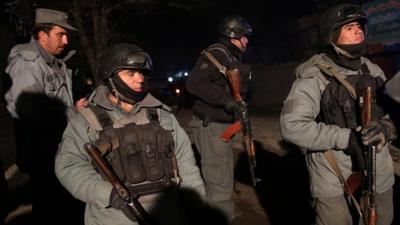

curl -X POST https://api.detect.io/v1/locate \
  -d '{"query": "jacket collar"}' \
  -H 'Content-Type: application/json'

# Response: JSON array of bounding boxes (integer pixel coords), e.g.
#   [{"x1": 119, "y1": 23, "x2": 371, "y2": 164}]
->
[
  {"x1": 89, "y1": 85, "x2": 170, "y2": 114},
  {"x1": 31, "y1": 37, "x2": 75, "y2": 65}
]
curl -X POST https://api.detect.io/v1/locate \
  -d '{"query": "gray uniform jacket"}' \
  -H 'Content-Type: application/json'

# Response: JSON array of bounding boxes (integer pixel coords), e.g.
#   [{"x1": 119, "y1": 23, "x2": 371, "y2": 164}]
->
[
  {"x1": 5, "y1": 38, "x2": 75, "y2": 118},
  {"x1": 385, "y1": 70, "x2": 400, "y2": 103},
  {"x1": 280, "y1": 53, "x2": 394, "y2": 198},
  {"x1": 55, "y1": 86, "x2": 206, "y2": 225}
]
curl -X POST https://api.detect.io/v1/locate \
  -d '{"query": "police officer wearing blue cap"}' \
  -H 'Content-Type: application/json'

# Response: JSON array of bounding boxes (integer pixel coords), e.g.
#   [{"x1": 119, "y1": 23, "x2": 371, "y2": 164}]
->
[
  {"x1": 3, "y1": 7, "x2": 89, "y2": 225},
  {"x1": 5, "y1": 8, "x2": 87, "y2": 173}
]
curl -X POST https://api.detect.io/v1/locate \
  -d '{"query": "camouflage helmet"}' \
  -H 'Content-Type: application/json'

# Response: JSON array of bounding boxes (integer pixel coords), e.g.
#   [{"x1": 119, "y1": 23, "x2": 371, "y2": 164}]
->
[
  {"x1": 319, "y1": 4, "x2": 368, "y2": 46},
  {"x1": 96, "y1": 43, "x2": 152, "y2": 82},
  {"x1": 217, "y1": 15, "x2": 252, "y2": 39}
]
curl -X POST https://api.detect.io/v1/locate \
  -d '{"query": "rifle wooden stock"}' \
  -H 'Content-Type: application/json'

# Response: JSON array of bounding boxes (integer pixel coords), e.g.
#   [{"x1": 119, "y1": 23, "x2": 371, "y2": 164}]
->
[
  {"x1": 362, "y1": 87, "x2": 372, "y2": 128},
  {"x1": 360, "y1": 87, "x2": 377, "y2": 225},
  {"x1": 223, "y1": 69, "x2": 261, "y2": 187},
  {"x1": 221, "y1": 69, "x2": 244, "y2": 140},
  {"x1": 368, "y1": 207, "x2": 377, "y2": 225},
  {"x1": 226, "y1": 68, "x2": 243, "y2": 102},
  {"x1": 345, "y1": 171, "x2": 363, "y2": 195},
  {"x1": 84, "y1": 143, "x2": 156, "y2": 225}
]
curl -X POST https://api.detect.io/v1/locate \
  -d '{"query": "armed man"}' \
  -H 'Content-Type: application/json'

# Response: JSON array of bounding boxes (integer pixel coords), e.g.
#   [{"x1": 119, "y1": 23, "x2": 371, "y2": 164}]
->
[
  {"x1": 280, "y1": 4, "x2": 396, "y2": 225},
  {"x1": 55, "y1": 43, "x2": 206, "y2": 225},
  {"x1": 186, "y1": 15, "x2": 252, "y2": 222}
]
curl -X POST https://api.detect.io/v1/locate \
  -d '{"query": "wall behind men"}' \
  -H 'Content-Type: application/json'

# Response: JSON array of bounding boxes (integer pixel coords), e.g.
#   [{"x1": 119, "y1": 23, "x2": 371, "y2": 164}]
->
[{"x1": 247, "y1": 61, "x2": 300, "y2": 109}]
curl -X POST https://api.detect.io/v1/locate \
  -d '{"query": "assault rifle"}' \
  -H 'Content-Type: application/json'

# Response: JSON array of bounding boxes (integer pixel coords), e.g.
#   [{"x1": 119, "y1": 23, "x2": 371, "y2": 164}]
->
[
  {"x1": 360, "y1": 87, "x2": 377, "y2": 225},
  {"x1": 221, "y1": 68, "x2": 261, "y2": 187},
  {"x1": 84, "y1": 143, "x2": 157, "y2": 225}
]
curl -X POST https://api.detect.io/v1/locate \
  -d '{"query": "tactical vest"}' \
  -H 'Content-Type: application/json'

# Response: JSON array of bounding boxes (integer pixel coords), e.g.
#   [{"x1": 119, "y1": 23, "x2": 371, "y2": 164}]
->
[
  {"x1": 318, "y1": 63, "x2": 385, "y2": 129},
  {"x1": 80, "y1": 106, "x2": 180, "y2": 196}
]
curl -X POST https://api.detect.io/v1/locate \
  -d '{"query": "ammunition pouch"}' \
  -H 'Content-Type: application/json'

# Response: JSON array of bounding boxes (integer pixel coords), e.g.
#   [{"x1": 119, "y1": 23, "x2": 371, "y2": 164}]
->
[
  {"x1": 81, "y1": 106, "x2": 180, "y2": 197},
  {"x1": 101, "y1": 121, "x2": 177, "y2": 194}
]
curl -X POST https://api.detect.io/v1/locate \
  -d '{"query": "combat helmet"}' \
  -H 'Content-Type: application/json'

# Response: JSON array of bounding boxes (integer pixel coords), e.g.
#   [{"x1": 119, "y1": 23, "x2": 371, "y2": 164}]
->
[
  {"x1": 96, "y1": 43, "x2": 152, "y2": 82},
  {"x1": 319, "y1": 4, "x2": 368, "y2": 46},
  {"x1": 218, "y1": 15, "x2": 252, "y2": 39}
]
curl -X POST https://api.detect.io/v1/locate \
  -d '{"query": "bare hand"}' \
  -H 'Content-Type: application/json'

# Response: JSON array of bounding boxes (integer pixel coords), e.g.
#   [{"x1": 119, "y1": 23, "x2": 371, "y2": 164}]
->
[{"x1": 75, "y1": 98, "x2": 88, "y2": 110}]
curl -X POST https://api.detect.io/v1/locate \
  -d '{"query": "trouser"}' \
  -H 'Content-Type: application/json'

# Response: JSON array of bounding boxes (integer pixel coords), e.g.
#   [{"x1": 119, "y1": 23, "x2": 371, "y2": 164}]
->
[
  {"x1": 314, "y1": 187, "x2": 393, "y2": 225},
  {"x1": 190, "y1": 117, "x2": 234, "y2": 222}
]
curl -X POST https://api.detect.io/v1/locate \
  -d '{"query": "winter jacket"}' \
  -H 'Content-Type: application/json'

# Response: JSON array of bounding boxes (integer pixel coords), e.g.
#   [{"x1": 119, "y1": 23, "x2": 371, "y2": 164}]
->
[
  {"x1": 5, "y1": 38, "x2": 75, "y2": 118},
  {"x1": 280, "y1": 53, "x2": 394, "y2": 198},
  {"x1": 55, "y1": 85, "x2": 206, "y2": 225},
  {"x1": 186, "y1": 41, "x2": 249, "y2": 123}
]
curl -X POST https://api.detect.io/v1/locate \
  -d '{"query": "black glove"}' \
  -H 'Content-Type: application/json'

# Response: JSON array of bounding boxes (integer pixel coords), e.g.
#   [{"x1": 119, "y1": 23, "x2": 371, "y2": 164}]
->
[
  {"x1": 361, "y1": 118, "x2": 397, "y2": 152},
  {"x1": 224, "y1": 99, "x2": 241, "y2": 121},
  {"x1": 109, "y1": 188, "x2": 137, "y2": 221},
  {"x1": 344, "y1": 131, "x2": 366, "y2": 171},
  {"x1": 344, "y1": 131, "x2": 363, "y2": 155},
  {"x1": 224, "y1": 99, "x2": 240, "y2": 113}
]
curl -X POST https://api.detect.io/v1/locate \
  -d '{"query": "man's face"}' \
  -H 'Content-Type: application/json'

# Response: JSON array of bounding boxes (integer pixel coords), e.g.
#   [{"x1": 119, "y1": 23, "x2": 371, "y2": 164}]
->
[
  {"x1": 336, "y1": 22, "x2": 364, "y2": 45},
  {"x1": 231, "y1": 36, "x2": 249, "y2": 52},
  {"x1": 38, "y1": 25, "x2": 69, "y2": 56},
  {"x1": 116, "y1": 69, "x2": 145, "y2": 92}
]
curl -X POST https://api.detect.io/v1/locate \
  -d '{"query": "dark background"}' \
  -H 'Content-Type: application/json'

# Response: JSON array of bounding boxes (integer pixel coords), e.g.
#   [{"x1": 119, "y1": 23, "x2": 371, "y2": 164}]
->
[{"x1": 0, "y1": 0, "x2": 373, "y2": 97}]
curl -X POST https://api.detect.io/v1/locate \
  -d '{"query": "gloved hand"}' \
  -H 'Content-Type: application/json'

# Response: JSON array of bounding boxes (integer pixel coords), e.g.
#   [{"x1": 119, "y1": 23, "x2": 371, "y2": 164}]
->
[
  {"x1": 344, "y1": 131, "x2": 363, "y2": 155},
  {"x1": 224, "y1": 98, "x2": 240, "y2": 113},
  {"x1": 344, "y1": 131, "x2": 365, "y2": 171},
  {"x1": 109, "y1": 188, "x2": 137, "y2": 221},
  {"x1": 361, "y1": 118, "x2": 397, "y2": 153},
  {"x1": 224, "y1": 99, "x2": 241, "y2": 121}
]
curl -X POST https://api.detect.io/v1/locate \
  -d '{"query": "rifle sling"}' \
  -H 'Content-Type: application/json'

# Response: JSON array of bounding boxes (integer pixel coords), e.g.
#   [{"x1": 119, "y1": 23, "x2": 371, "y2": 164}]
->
[
  {"x1": 314, "y1": 60, "x2": 357, "y2": 99},
  {"x1": 202, "y1": 50, "x2": 227, "y2": 75},
  {"x1": 324, "y1": 150, "x2": 363, "y2": 217}
]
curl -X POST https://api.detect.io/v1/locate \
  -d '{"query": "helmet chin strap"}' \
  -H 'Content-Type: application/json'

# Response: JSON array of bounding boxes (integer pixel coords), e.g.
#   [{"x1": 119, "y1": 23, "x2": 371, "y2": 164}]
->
[
  {"x1": 108, "y1": 78, "x2": 137, "y2": 105},
  {"x1": 330, "y1": 41, "x2": 358, "y2": 59}
]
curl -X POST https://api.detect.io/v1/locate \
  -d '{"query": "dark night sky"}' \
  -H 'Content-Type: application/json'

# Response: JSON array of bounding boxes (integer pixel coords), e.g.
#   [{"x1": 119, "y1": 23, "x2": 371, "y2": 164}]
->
[
  {"x1": 111, "y1": 0, "x2": 319, "y2": 74},
  {"x1": 1, "y1": 0, "x2": 356, "y2": 77}
]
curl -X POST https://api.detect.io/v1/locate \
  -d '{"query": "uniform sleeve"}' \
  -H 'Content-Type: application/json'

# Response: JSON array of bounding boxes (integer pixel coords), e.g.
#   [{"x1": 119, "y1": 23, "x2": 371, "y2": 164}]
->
[
  {"x1": 54, "y1": 114, "x2": 113, "y2": 208},
  {"x1": 169, "y1": 114, "x2": 206, "y2": 198},
  {"x1": 5, "y1": 57, "x2": 45, "y2": 117},
  {"x1": 280, "y1": 76, "x2": 351, "y2": 151},
  {"x1": 186, "y1": 54, "x2": 232, "y2": 107},
  {"x1": 366, "y1": 60, "x2": 386, "y2": 82},
  {"x1": 385, "y1": 71, "x2": 400, "y2": 103}
]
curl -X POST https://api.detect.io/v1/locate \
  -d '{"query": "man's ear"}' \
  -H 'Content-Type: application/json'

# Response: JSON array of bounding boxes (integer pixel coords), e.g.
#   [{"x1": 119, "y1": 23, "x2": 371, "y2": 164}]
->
[{"x1": 38, "y1": 30, "x2": 48, "y2": 41}]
